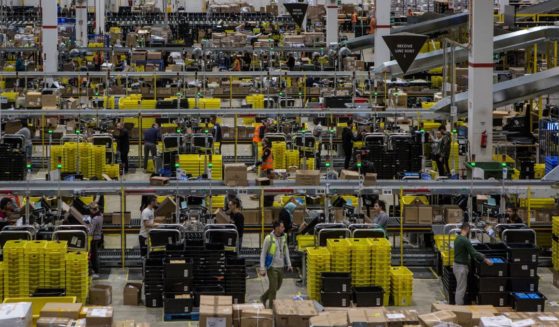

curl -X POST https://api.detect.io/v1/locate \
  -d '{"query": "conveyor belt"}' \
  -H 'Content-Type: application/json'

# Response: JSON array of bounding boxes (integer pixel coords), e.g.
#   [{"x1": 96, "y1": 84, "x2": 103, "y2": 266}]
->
[
  {"x1": 375, "y1": 26, "x2": 559, "y2": 76},
  {"x1": 432, "y1": 66, "x2": 559, "y2": 115},
  {"x1": 518, "y1": 0, "x2": 559, "y2": 15}
]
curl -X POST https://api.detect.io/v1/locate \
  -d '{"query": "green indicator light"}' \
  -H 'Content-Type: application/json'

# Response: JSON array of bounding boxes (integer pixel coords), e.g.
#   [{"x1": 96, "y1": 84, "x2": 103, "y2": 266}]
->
[
  {"x1": 176, "y1": 129, "x2": 182, "y2": 133},
  {"x1": 452, "y1": 129, "x2": 457, "y2": 134},
  {"x1": 329, "y1": 129, "x2": 335, "y2": 133},
  {"x1": 197, "y1": 92, "x2": 202, "y2": 97},
  {"x1": 26, "y1": 163, "x2": 32, "y2": 169},
  {"x1": 501, "y1": 162, "x2": 507, "y2": 167},
  {"x1": 208, "y1": 163, "x2": 213, "y2": 168},
  {"x1": 57, "y1": 164, "x2": 62, "y2": 169},
  {"x1": 420, "y1": 129, "x2": 425, "y2": 133},
  {"x1": 48, "y1": 130, "x2": 53, "y2": 134},
  {"x1": 204, "y1": 129, "x2": 209, "y2": 134},
  {"x1": 75, "y1": 130, "x2": 81, "y2": 135},
  {"x1": 325, "y1": 162, "x2": 331, "y2": 167},
  {"x1": 175, "y1": 163, "x2": 180, "y2": 168},
  {"x1": 470, "y1": 162, "x2": 476, "y2": 167},
  {"x1": 357, "y1": 162, "x2": 362, "y2": 168},
  {"x1": 95, "y1": 91, "x2": 99, "y2": 96},
  {"x1": 279, "y1": 92, "x2": 285, "y2": 97},
  {"x1": 374, "y1": 92, "x2": 378, "y2": 96},
  {"x1": 298, "y1": 92, "x2": 303, "y2": 96}
]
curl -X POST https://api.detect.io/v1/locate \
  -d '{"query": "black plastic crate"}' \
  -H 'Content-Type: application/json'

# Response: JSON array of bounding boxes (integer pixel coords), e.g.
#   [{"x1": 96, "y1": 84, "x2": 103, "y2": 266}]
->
[
  {"x1": 506, "y1": 243, "x2": 538, "y2": 263},
  {"x1": 165, "y1": 258, "x2": 194, "y2": 279},
  {"x1": 476, "y1": 292, "x2": 509, "y2": 307},
  {"x1": 511, "y1": 292, "x2": 546, "y2": 312},
  {"x1": 474, "y1": 257, "x2": 508, "y2": 277},
  {"x1": 145, "y1": 292, "x2": 163, "y2": 307},
  {"x1": 321, "y1": 272, "x2": 352, "y2": 292},
  {"x1": 353, "y1": 286, "x2": 384, "y2": 307},
  {"x1": 474, "y1": 276, "x2": 508, "y2": 293},
  {"x1": 164, "y1": 279, "x2": 192, "y2": 293},
  {"x1": 163, "y1": 293, "x2": 194, "y2": 314},
  {"x1": 509, "y1": 262, "x2": 537, "y2": 278},
  {"x1": 509, "y1": 277, "x2": 539, "y2": 292},
  {"x1": 321, "y1": 291, "x2": 352, "y2": 307}
]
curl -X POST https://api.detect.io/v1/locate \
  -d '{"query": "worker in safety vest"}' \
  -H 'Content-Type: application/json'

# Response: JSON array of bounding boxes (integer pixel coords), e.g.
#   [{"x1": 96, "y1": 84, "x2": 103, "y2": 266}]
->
[
  {"x1": 257, "y1": 137, "x2": 274, "y2": 178},
  {"x1": 252, "y1": 120, "x2": 269, "y2": 164},
  {"x1": 259, "y1": 220, "x2": 292, "y2": 308}
]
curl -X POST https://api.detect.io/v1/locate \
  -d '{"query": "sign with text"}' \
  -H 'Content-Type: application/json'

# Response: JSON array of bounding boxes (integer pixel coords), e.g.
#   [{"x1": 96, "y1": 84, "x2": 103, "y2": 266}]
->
[
  {"x1": 383, "y1": 33, "x2": 428, "y2": 75},
  {"x1": 284, "y1": 2, "x2": 309, "y2": 28}
]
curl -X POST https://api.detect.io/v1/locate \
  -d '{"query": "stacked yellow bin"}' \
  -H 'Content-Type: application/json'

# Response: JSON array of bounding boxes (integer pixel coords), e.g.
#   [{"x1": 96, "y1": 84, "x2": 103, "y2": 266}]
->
[
  {"x1": 553, "y1": 216, "x2": 559, "y2": 271},
  {"x1": 207, "y1": 195, "x2": 226, "y2": 210},
  {"x1": 3, "y1": 240, "x2": 29, "y2": 297},
  {"x1": 209, "y1": 155, "x2": 223, "y2": 180},
  {"x1": 390, "y1": 266, "x2": 413, "y2": 306},
  {"x1": 26, "y1": 241, "x2": 47, "y2": 294},
  {"x1": 272, "y1": 141, "x2": 287, "y2": 169},
  {"x1": 349, "y1": 238, "x2": 372, "y2": 287},
  {"x1": 296, "y1": 235, "x2": 315, "y2": 251},
  {"x1": 65, "y1": 252, "x2": 89, "y2": 303},
  {"x1": 246, "y1": 94, "x2": 264, "y2": 109},
  {"x1": 435, "y1": 234, "x2": 456, "y2": 267},
  {"x1": 103, "y1": 164, "x2": 120, "y2": 178},
  {"x1": 179, "y1": 154, "x2": 202, "y2": 177},
  {"x1": 341, "y1": 195, "x2": 359, "y2": 207},
  {"x1": 520, "y1": 198, "x2": 555, "y2": 209},
  {"x1": 306, "y1": 247, "x2": 331, "y2": 301},
  {"x1": 44, "y1": 241, "x2": 67, "y2": 289},
  {"x1": 327, "y1": 239, "x2": 351, "y2": 273},
  {"x1": 0, "y1": 262, "x2": 3, "y2": 301},
  {"x1": 299, "y1": 157, "x2": 315, "y2": 170},
  {"x1": 51, "y1": 143, "x2": 106, "y2": 178},
  {"x1": 369, "y1": 238, "x2": 392, "y2": 305},
  {"x1": 178, "y1": 154, "x2": 223, "y2": 180},
  {"x1": 535, "y1": 164, "x2": 545, "y2": 179},
  {"x1": 286, "y1": 149, "x2": 299, "y2": 168}
]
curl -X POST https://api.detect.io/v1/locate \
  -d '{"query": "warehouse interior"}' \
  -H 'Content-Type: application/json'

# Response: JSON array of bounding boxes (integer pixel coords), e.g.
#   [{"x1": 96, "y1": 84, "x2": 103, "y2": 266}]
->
[{"x1": 1, "y1": 0, "x2": 559, "y2": 326}]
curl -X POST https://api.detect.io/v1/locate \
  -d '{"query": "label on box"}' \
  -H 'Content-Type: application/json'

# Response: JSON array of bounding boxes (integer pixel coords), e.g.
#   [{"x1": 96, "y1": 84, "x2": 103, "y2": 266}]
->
[
  {"x1": 531, "y1": 270, "x2": 535, "y2": 277},
  {"x1": 152, "y1": 299, "x2": 157, "y2": 307},
  {"x1": 512, "y1": 319, "x2": 535, "y2": 327},
  {"x1": 342, "y1": 284, "x2": 347, "y2": 292},
  {"x1": 522, "y1": 265, "x2": 528, "y2": 270},
  {"x1": 376, "y1": 298, "x2": 381, "y2": 306},
  {"x1": 500, "y1": 286, "x2": 504, "y2": 292},
  {"x1": 90, "y1": 309, "x2": 108, "y2": 317},
  {"x1": 499, "y1": 271, "x2": 503, "y2": 277},
  {"x1": 184, "y1": 270, "x2": 189, "y2": 278},
  {"x1": 532, "y1": 254, "x2": 537, "y2": 262},
  {"x1": 342, "y1": 299, "x2": 347, "y2": 307},
  {"x1": 168, "y1": 237, "x2": 173, "y2": 244},
  {"x1": 530, "y1": 284, "x2": 535, "y2": 292},
  {"x1": 539, "y1": 317, "x2": 558, "y2": 321},
  {"x1": 386, "y1": 314, "x2": 405, "y2": 320},
  {"x1": 500, "y1": 298, "x2": 504, "y2": 306},
  {"x1": 206, "y1": 317, "x2": 226, "y2": 327}
]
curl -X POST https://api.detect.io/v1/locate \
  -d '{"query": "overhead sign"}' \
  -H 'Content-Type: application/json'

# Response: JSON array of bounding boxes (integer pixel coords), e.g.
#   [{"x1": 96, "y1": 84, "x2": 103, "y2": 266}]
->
[
  {"x1": 383, "y1": 33, "x2": 428, "y2": 75},
  {"x1": 284, "y1": 2, "x2": 309, "y2": 28}
]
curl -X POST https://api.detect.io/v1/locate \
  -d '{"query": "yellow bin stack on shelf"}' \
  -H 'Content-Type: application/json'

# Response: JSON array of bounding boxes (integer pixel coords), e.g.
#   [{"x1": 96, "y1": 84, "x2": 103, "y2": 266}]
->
[
  {"x1": 209, "y1": 155, "x2": 223, "y2": 180},
  {"x1": 327, "y1": 239, "x2": 351, "y2": 273},
  {"x1": 26, "y1": 241, "x2": 47, "y2": 295},
  {"x1": 246, "y1": 94, "x2": 264, "y2": 109},
  {"x1": 296, "y1": 235, "x2": 315, "y2": 252},
  {"x1": 272, "y1": 141, "x2": 287, "y2": 169},
  {"x1": 306, "y1": 247, "x2": 331, "y2": 301},
  {"x1": 179, "y1": 154, "x2": 202, "y2": 177},
  {"x1": 299, "y1": 157, "x2": 315, "y2": 170},
  {"x1": 286, "y1": 149, "x2": 299, "y2": 168},
  {"x1": 369, "y1": 238, "x2": 392, "y2": 305},
  {"x1": 207, "y1": 195, "x2": 225, "y2": 210},
  {"x1": 553, "y1": 216, "x2": 559, "y2": 271},
  {"x1": 43, "y1": 241, "x2": 67, "y2": 289},
  {"x1": 435, "y1": 234, "x2": 456, "y2": 267},
  {"x1": 65, "y1": 251, "x2": 89, "y2": 303},
  {"x1": 3, "y1": 240, "x2": 29, "y2": 298},
  {"x1": 0, "y1": 262, "x2": 3, "y2": 301},
  {"x1": 349, "y1": 238, "x2": 372, "y2": 287},
  {"x1": 520, "y1": 198, "x2": 556, "y2": 209},
  {"x1": 390, "y1": 266, "x2": 414, "y2": 306},
  {"x1": 103, "y1": 164, "x2": 120, "y2": 179}
]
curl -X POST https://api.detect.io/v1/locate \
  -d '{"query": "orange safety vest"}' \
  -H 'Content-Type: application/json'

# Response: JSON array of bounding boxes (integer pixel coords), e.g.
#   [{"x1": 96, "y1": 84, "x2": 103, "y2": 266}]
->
[
  {"x1": 252, "y1": 123, "x2": 263, "y2": 143},
  {"x1": 262, "y1": 149, "x2": 273, "y2": 170}
]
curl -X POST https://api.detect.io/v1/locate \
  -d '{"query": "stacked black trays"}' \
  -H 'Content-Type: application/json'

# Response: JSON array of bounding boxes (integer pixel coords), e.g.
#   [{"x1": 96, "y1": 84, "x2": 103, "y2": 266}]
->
[
  {"x1": 144, "y1": 255, "x2": 165, "y2": 307},
  {"x1": 163, "y1": 256, "x2": 194, "y2": 315},
  {"x1": 225, "y1": 255, "x2": 247, "y2": 304},
  {"x1": 353, "y1": 286, "x2": 384, "y2": 307},
  {"x1": 320, "y1": 272, "x2": 352, "y2": 307},
  {"x1": 185, "y1": 244, "x2": 226, "y2": 306},
  {"x1": 506, "y1": 242, "x2": 540, "y2": 310},
  {"x1": 473, "y1": 257, "x2": 509, "y2": 307}
]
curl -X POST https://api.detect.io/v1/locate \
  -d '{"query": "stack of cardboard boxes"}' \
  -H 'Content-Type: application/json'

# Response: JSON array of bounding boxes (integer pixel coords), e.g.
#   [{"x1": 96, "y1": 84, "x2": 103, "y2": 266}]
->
[{"x1": 199, "y1": 295, "x2": 234, "y2": 327}]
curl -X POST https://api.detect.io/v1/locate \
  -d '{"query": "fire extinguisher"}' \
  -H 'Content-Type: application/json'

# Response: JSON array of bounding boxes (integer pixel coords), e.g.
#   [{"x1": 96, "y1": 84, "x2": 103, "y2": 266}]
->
[{"x1": 481, "y1": 131, "x2": 487, "y2": 148}]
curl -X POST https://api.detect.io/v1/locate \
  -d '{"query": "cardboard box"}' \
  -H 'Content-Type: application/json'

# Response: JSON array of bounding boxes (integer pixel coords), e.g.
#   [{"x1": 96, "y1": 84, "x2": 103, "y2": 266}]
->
[
  {"x1": 340, "y1": 169, "x2": 360, "y2": 180},
  {"x1": 274, "y1": 299, "x2": 317, "y2": 327},
  {"x1": 385, "y1": 310, "x2": 419, "y2": 327},
  {"x1": 347, "y1": 308, "x2": 387, "y2": 327},
  {"x1": 309, "y1": 311, "x2": 348, "y2": 327},
  {"x1": 66, "y1": 319, "x2": 86, "y2": 327},
  {"x1": 224, "y1": 163, "x2": 248, "y2": 186},
  {"x1": 89, "y1": 284, "x2": 112, "y2": 305},
  {"x1": 418, "y1": 310, "x2": 456, "y2": 327},
  {"x1": 113, "y1": 321, "x2": 135, "y2": 327},
  {"x1": 233, "y1": 303, "x2": 265, "y2": 327},
  {"x1": 154, "y1": 197, "x2": 176, "y2": 218},
  {"x1": 293, "y1": 208, "x2": 305, "y2": 225},
  {"x1": 0, "y1": 302, "x2": 32, "y2": 327},
  {"x1": 41, "y1": 94, "x2": 58, "y2": 109},
  {"x1": 215, "y1": 209, "x2": 231, "y2": 224},
  {"x1": 364, "y1": 173, "x2": 377, "y2": 186},
  {"x1": 403, "y1": 206, "x2": 418, "y2": 224},
  {"x1": 131, "y1": 50, "x2": 146, "y2": 61},
  {"x1": 243, "y1": 209, "x2": 260, "y2": 225},
  {"x1": 200, "y1": 295, "x2": 232, "y2": 307},
  {"x1": 332, "y1": 208, "x2": 345, "y2": 222},
  {"x1": 503, "y1": 312, "x2": 559, "y2": 326},
  {"x1": 150, "y1": 176, "x2": 169, "y2": 186},
  {"x1": 431, "y1": 304, "x2": 497, "y2": 327},
  {"x1": 25, "y1": 91, "x2": 41, "y2": 108},
  {"x1": 37, "y1": 317, "x2": 71, "y2": 327},
  {"x1": 199, "y1": 305, "x2": 233, "y2": 327},
  {"x1": 241, "y1": 309, "x2": 273, "y2": 327},
  {"x1": 296, "y1": 170, "x2": 320, "y2": 186},
  {"x1": 85, "y1": 306, "x2": 113, "y2": 327},
  {"x1": 146, "y1": 51, "x2": 161, "y2": 60},
  {"x1": 123, "y1": 282, "x2": 143, "y2": 306},
  {"x1": 417, "y1": 206, "x2": 433, "y2": 224},
  {"x1": 444, "y1": 205, "x2": 463, "y2": 224},
  {"x1": 112, "y1": 211, "x2": 132, "y2": 225},
  {"x1": 41, "y1": 303, "x2": 82, "y2": 320},
  {"x1": 479, "y1": 316, "x2": 511, "y2": 327}
]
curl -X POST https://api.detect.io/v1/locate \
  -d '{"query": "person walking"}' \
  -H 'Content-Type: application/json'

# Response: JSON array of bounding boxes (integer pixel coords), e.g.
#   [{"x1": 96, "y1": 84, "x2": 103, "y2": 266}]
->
[
  {"x1": 87, "y1": 202, "x2": 103, "y2": 276},
  {"x1": 372, "y1": 200, "x2": 389, "y2": 231},
  {"x1": 114, "y1": 122, "x2": 130, "y2": 173},
  {"x1": 437, "y1": 125, "x2": 451, "y2": 176},
  {"x1": 258, "y1": 138, "x2": 274, "y2": 178},
  {"x1": 139, "y1": 196, "x2": 159, "y2": 257},
  {"x1": 453, "y1": 223, "x2": 493, "y2": 305},
  {"x1": 16, "y1": 120, "x2": 33, "y2": 160},
  {"x1": 227, "y1": 197, "x2": 244, "y2": 248},
  {"x1": 342, "y1": 120, "x2": 358, "y2": 169},
  {"x1": 211, "y1": 116, "x2": 222, "y2": 154},
  {"x1": 259, "y1": 221, "x2": 293, "y2": 308},
  {"x1": 143, "y1": 123, "x2": 160, "y2": 171}
]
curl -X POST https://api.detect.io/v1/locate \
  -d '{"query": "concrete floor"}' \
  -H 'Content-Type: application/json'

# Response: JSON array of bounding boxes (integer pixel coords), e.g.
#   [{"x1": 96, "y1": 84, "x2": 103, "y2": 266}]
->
[{"x1": 97, "y1": 267, "x2": 559, "y2": 326}]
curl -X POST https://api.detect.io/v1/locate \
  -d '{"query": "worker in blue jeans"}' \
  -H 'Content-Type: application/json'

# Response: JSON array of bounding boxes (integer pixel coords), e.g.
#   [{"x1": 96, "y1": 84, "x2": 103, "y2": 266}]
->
[{"x1": 259, "y1": 221, "x2": 293, "y2": 308}]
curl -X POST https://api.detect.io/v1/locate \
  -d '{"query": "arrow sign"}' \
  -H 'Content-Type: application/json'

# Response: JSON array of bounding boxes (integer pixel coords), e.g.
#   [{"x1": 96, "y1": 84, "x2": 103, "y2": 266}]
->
[
  {"x1": 284, "y1": 2, "x2": 309, "y2": 28},
  {"x1": 383, "y1": 33, "x2": 428, "y2": 75}
]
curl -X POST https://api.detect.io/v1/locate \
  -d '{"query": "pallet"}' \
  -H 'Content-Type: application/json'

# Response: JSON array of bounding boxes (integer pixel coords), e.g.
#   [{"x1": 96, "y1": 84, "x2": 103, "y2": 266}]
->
[{"x1": 163, "y1": 311, "x2": 199, "y2": 322}]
